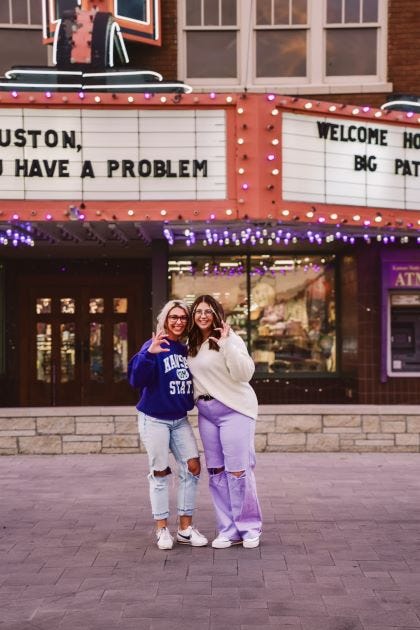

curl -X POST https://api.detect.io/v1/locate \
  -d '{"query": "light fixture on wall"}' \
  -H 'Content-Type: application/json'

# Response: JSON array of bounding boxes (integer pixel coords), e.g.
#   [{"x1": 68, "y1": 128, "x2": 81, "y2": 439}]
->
[{"x1": 381, "y1": 94, "x2": 420, "y2": 113}]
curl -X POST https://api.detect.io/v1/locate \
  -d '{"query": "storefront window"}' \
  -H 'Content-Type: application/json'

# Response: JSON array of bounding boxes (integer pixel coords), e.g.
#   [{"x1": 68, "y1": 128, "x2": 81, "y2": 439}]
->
[
  {"x1": 250, "y1": 255, "x2": 336, "y2": 374},
  {"x1": 170, "y1": 254, "x2": 336, "y2": 375},
  {"x1": 169, "y1": 255, "x2": 247, "y2": 335}
]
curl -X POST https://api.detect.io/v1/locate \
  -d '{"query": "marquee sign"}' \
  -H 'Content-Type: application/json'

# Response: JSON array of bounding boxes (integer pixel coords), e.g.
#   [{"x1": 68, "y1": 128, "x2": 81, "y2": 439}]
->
[
  {"x1": 282, "y1": 113, "x2": 420, "y2": 211},
  {"x1": 0, "y1": 108, "x2": 226, "y2": 201}
]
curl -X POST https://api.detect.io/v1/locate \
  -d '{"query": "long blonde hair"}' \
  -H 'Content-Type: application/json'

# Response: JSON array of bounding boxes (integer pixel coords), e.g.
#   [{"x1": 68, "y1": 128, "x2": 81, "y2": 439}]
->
[{"x1": 156, "y1": 299, "x2": 190, "y2": 338}]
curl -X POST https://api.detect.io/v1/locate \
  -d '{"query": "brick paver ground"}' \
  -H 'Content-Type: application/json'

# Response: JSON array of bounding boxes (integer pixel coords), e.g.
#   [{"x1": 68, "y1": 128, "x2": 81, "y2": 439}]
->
[{"x1": 1, "y1": 453, "x2": 420, "y2": 630}]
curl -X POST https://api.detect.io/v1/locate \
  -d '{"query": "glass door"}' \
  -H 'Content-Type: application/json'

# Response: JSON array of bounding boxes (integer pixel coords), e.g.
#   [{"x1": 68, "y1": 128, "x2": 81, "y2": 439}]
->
[{"x1": 26, "y1": 279, "x2": 139, "y2": 406}]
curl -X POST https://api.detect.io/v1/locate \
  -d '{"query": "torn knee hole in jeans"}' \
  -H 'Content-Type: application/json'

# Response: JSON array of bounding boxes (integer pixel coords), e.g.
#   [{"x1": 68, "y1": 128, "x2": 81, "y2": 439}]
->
[
  {"x1": 187, "y1": 457, "x2": 201, "y2": 476},
  {"x1": 227, "y1": 470, "x2": 246, "y2": 478},
  {"x1": 153, "y1": 466, "x2": 171, "y2": 477},
  {"x1": 208, "y1": 466, "x2": 225, "y2": 475}
]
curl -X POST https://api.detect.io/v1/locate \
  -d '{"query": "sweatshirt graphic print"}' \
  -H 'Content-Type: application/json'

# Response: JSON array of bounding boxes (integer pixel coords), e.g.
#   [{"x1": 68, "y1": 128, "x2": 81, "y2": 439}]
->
[{"x1": 128, "y1": 338, "x2": 194, "y2": 420}]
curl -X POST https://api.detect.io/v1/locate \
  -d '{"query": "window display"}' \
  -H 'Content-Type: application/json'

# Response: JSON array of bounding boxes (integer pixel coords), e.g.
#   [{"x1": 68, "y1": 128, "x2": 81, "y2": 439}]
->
[{"x1": 170, "y1": 254, "x2": 336, "y2": 375}]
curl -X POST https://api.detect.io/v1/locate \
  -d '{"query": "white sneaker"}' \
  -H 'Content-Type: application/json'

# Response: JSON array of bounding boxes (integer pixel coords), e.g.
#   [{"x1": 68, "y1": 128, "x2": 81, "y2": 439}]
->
[
  {"x1": 211, "y1": 534, "x2": 242, "y2": 549},
  {"x1": 156, "y1": 527, "x2": 174, "y2": 550},
  {"x1": 243, "y1": 535, "x2": 260, "y2": 549},
  {"x1": 177, "y1": 525, "x2": 208, "y2": 546}
]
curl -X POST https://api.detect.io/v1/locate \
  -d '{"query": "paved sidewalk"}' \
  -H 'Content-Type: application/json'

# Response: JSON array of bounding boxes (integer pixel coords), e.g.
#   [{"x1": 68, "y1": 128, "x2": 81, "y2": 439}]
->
[{"x1": 1, "y1": 453, "x2": 420, "y2": 630}]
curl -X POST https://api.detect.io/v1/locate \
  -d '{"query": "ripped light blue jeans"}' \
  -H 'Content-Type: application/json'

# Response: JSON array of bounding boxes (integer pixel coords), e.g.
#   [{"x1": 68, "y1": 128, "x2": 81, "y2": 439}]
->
[{"x1": 138, "y1": 413, "x2": 200, "y2": 520}]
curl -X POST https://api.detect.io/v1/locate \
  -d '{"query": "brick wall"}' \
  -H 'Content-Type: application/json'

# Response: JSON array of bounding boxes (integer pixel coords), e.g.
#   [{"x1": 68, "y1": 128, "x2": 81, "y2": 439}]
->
[
  {"x1": 388, "y1": 0, "x2": 420, "y2": 95},
  {"x1": 1, "y1": 406, "x2": 419, "y2": 455},
  {"x1": 127, "y1": 0, "x2": 178, "y2": 79}
]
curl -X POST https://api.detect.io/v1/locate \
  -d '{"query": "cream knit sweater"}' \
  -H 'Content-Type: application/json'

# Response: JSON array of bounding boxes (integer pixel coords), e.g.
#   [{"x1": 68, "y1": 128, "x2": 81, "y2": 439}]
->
[{"x1": 187, "y1": 331, "x2": 258, "y2": 420}]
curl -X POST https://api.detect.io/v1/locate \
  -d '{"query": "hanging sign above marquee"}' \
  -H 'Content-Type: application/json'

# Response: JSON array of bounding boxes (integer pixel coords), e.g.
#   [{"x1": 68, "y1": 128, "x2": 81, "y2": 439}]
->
[
  {"x1": 282, "y1": 113, "x2": 420, "y2": 211},
  {"x1": 0, "y1": 108, "x2": 226, "y2": 201}
]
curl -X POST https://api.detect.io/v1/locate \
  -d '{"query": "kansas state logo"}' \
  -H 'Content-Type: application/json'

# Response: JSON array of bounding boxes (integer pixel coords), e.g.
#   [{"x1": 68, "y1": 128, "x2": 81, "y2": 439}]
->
[{"x1": 176, "y1": 368, "x2": 189, "y2": 381}]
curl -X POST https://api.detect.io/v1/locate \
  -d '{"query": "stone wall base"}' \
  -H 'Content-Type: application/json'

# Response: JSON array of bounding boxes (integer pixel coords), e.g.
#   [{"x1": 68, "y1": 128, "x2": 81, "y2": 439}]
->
[{"x1": 1, "y1": 405, "x2": 419, "y2": 455}]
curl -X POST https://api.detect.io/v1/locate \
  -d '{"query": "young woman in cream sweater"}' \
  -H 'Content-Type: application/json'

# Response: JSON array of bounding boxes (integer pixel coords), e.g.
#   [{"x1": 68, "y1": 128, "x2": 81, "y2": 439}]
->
[{"x1": 188, "y1": 295, "x2": 262, "y2": 549}]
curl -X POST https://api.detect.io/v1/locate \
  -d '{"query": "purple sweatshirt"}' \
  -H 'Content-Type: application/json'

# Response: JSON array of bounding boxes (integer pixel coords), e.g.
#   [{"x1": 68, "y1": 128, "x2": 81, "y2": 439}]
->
[{"x1": 128, "y1": 338, "x2": 194, "y2": 420}]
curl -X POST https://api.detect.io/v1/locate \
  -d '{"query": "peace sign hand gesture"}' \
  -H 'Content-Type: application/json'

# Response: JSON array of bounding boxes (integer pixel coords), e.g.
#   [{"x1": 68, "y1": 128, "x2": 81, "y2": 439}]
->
[{"x1": 148, "y1": 331, "x2": 170, "y2": 354}]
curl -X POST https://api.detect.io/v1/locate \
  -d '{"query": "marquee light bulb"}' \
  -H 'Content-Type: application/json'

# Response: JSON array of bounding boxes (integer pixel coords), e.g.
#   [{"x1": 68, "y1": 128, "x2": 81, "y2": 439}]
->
[
  {"x1": 238, "y1": 167, "x2": 245, "y2": 174},
  {"x1": 209, "y1": 92, "x2": 216, "y2": 99},
  {"x1": 329, "y1": 105, "x2": 337, "y2": 112},
  {"x1": 271, "y1": 168, "x2": 279, "y2": 175},
  {"x1": 226, "y1": 96, "x2": 233, "y2": 103},
  {"x1": 304, "y1": 102, "x2": 313, "y2": 109},
  {"x1": 45, "y1": 91, "x2": 52, "y2": 98},
  {"x1": 160, "y1": 96, "x2": 167, "y2": 103},
  {"x1": 267, "y1": 154, "x2": 275, "y2": 161},
  {"x1": 271, "y1": 138, "x2": 279, "y2": 145},
  {"x1": 237, "y1": 138, "x2": 244, "y2": 144},
  {"x1": 94, "y1": 96, "x2": 101, "y2": 103},
  {"x1": 128, "y1": 96, "x2": 134, "y2": 103},
  {"x1": 237, "y1": 107, "x2": 244, "y2": 114},
  {"x1": 271, "y1": 108, "x2": 279, "y2": 116}
]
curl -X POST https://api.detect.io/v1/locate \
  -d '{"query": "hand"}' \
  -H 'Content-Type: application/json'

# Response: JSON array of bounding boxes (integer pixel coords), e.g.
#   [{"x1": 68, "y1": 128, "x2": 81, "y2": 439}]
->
[
  {"x1": 148, "y1": 331, "x2": 170, "y2": 354},
  {"x1": 209, "y1": 320, "x2": 230, "y2": 344}
]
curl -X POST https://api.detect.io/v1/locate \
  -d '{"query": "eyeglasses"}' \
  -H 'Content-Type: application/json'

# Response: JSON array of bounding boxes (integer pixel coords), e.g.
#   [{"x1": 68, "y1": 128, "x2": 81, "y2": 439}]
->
[
  {"x1": 194, "y1": 309, "x2": 214, "y2": 317},
  {"x1": 167, "y1": 315, "x2": 188, "y2": 323}
]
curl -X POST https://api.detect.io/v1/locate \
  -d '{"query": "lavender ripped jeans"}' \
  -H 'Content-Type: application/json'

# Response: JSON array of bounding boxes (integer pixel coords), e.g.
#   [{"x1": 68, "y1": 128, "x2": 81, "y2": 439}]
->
[{"x1": 197, "y1": 398, "x2": 262, "y2": 541}]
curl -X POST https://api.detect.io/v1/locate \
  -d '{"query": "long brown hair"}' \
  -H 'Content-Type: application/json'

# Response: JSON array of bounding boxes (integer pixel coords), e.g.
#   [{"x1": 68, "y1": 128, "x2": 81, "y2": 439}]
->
[{"x1": 188, "y1": 295, "x2": 225, "y2": 357}]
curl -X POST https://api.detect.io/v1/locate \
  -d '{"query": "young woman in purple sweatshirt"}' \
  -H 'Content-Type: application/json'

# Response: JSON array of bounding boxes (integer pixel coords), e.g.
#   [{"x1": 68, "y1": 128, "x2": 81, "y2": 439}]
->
[{"x1": 128, "y1": 300, "x2": 207, "y2": 550}]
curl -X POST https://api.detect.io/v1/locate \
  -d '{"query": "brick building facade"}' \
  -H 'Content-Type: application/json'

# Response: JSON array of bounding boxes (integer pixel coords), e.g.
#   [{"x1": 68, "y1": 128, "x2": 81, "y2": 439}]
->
[{"x1": 1, "y1": 0, "x2": 420, "y2": 453}]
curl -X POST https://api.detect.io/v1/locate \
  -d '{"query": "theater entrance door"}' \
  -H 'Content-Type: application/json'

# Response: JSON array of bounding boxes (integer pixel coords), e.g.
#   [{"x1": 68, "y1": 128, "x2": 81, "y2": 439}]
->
[{"x1": 20, "y1": 275, "x2": 143, "y2": 406}]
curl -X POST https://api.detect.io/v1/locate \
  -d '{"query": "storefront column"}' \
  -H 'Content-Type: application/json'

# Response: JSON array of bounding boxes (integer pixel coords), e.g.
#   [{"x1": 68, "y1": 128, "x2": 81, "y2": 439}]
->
[{"x1": 151, "y1": 239, "x2": 169, "y2": 322}]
